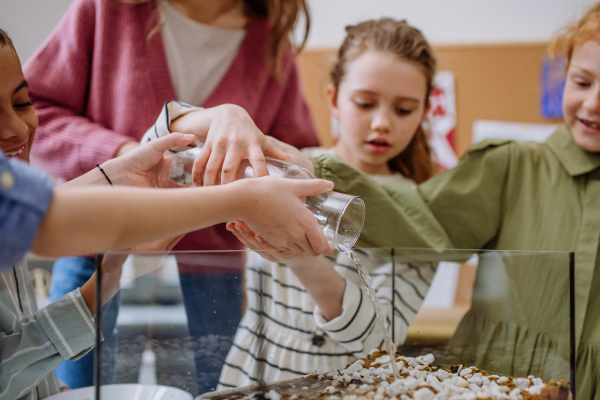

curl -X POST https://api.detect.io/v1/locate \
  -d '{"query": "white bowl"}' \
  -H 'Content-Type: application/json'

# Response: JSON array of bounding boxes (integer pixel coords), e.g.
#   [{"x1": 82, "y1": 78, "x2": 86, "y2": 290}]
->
[{"x1": 46, "y1": 384, "x2": 192, "y2": 400}]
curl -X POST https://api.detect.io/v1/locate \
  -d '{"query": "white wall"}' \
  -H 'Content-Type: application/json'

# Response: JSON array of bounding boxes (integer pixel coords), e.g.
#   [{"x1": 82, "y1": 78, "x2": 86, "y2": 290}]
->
[
  {"x1": 0, "y1": 0, "x2": 595, "y2": 63},
  {"x1": 0, "y1": 0, "x2": 74, "y2": 62},
  {"x1": 304, "y1": 0, "x2": 593, "y2": 48}
]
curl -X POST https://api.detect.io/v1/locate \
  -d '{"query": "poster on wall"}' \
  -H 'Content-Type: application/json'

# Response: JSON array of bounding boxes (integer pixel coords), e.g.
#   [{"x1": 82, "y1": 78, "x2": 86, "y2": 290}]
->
[
  {"x1": 427, "y1": 71, "x2": 458, "y2": 170},
  {"x1": 540, "y1": 55, "x2": 566, "y2": 120}
]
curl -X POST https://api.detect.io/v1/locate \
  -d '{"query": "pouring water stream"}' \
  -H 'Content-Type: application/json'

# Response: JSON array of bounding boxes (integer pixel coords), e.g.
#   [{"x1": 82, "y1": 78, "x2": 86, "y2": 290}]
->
[{"x1": 341, "y1": 247, "x2": 400, "y2": 381}]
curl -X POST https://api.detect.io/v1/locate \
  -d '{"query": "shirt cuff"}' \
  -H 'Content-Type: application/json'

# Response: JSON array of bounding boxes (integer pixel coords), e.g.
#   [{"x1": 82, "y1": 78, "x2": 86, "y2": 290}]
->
[
  {"x1": 36, "y1": 288, "x2": 99, "y2": 361},
  {"x1": 314, "y1": 278, "x2": 376, "y2": 346},
  {"x1": 140, "y1": 100, "x2": 201, "y2": 145}
]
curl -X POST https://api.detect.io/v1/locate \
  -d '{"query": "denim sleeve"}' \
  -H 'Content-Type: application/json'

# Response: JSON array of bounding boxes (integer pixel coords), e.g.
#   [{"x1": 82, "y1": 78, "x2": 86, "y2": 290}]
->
[{"x1": 0, "y1": 155, "x2": 54, "y2": 270}]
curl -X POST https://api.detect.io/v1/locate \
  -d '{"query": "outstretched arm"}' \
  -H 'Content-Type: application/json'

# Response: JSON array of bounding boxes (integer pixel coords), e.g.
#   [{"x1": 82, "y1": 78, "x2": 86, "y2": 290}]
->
[{"x1": 32, "y1": 176, "x2": 333, "y2": 259}]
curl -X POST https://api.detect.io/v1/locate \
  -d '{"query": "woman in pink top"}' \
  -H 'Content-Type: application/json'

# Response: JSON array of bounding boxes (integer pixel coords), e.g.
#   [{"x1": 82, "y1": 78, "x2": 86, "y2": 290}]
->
[{"x1": 24, "y1": 0, "x2": 319, "y2": 394}]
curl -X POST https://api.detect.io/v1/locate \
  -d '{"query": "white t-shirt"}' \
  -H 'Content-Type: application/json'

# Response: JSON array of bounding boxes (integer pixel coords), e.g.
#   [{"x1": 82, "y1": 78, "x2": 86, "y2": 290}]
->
[{"x1": 160, "y1": 0, "x2": 246, "y2": 106}]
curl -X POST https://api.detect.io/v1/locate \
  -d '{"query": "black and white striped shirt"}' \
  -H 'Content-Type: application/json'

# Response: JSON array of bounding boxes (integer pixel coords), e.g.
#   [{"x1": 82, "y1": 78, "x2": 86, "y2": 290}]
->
[{"x1": 218, "y1": 164, "x2": 435, "y2": 389}]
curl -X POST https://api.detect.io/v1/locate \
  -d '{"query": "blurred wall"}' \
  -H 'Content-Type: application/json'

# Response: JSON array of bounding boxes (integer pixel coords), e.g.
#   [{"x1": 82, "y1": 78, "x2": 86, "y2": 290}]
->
[
  {"x1": 302, "y1": 0, "x2": 592, "y2": 47},
  {"x1": 0, "y1": 0, "x2": 594, "y2": 63},
  {"x1": 0, "y1": 0, "x2": 73, "y2": 63}
]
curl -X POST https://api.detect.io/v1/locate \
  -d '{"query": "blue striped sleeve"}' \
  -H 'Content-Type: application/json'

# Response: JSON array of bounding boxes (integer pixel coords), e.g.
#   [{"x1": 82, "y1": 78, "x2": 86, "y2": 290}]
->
[{"x1": 0, "y1": 155, "x2": 54, "y2": 271}]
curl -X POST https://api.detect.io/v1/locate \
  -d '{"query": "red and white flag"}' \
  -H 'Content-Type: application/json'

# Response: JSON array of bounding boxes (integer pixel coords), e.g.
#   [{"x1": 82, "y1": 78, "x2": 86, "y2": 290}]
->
[{"x1": 427, "y1": 71, "x2": 458, "y2": 170}]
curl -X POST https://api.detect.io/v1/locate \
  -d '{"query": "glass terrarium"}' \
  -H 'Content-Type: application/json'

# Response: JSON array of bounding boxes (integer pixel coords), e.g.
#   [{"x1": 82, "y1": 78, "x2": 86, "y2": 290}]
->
[{"x1": 82, "y1": 248, "x2": 573, "y2": 400}]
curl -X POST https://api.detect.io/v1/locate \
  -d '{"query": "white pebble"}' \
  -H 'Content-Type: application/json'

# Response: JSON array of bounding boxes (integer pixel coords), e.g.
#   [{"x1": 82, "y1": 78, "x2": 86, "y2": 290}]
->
[
  {"x1": 457, "y1": 365, "x2": 464, "y2": 375},
  {"x1": 405, "y1": 377, "x2": 420, "y2": 390},
  {"x1": 453, "y1": 376, "x2": 469, "y2": 388},
  {"x1": 342, "y1": 363, "x2": 363, "y2": 375},
  {"x1": 422, "y1": 354, "x2": 435, "y2": 365},
  {"x1": 527, "y1": 385, "x2": 543, "y2": 395},
  {"x1": 467, "y1": 376, "x2": 483, "y2": 386},
  {"x1": 380, "y1": 381, "x2": 390, "y2": 387},
  {"x1": 374, "y1": 355, "x2": 391, "y2": 365},
  {"x1": 497, "y1": 376, "x2": 509, "y2": 384},
  {"x1": 461, "y1": 392, "x2": 477, "y2": 400},
  {"x1": 408, "y1": 358, "x2": 420, "y2": 367},
  {"x1": 427, "y1": 374, "x2": 443, "y2": 391},
  {"x1": 435, "y1": 369, "x2": 451, "y2": 381},
  {"x1": 264, "y1": 390, "x2": 281, "y2": 400},
  {"x1": 386, "y1": 383, "x2": 408, "y2": 396},
  {"x1": 468, "y1": 384, "x2": 480, "y2": 392},
  {"x1": 509, "y1": 388, "x2": 521, "y2": 400},
  {"x1": 324, "y1": 386, "x2": 336, "y2": 394},
  {"x1": 532, "y1": 377, "x2": 544, "y2": 386},
  {"x1": 513, "y1": 378, "x2": 530, "y2": 389},
  {"x1": 460, "y1": 368, "x2": 473, "y2": 377},
  {"x1": 413, "y1": 387, "x2": 435, "y2": 400},
  {"x1": 415, "y1": 370, "x2": 428, "y2": 380}
]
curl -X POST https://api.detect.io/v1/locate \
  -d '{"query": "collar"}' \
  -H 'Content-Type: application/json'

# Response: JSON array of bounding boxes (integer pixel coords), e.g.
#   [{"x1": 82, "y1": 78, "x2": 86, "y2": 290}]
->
[{"x1": 546, "y1": 125, "x2": 600, "y2": 176}]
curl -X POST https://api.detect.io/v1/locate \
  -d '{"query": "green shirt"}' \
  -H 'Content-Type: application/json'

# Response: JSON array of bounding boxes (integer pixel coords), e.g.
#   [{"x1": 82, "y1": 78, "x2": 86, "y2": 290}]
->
[{"x1": 313, "y1": 125, "x2": 600, "y2": 398}]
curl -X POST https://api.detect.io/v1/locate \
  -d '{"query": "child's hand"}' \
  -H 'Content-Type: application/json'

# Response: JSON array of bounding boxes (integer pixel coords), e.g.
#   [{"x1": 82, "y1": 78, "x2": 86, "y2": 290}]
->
[
  {"x1": 104, "y1": 133, "x2": 197, "y2": 188},
  {"x1": 228, "y1": 220, "x2": 345, "y2": 321},
  {"x1": 234, "y1": 176, "x2": 334, "y2": 257},
  {"x1": 227, "y1": 220, "x2": 294, "y2": 263},
  {"x1": 171, "y1": 105, "x2": 292, "y2": 186},
  {"x1": 265, "y1": 136, "x2": 316, "y2": 175}
]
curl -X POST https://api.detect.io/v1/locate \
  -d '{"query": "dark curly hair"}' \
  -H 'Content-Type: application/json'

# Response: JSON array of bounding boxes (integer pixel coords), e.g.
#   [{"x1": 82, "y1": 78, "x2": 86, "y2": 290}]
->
[{"x1": 0, "y1": 28, "x2": 15, "y2": 50}]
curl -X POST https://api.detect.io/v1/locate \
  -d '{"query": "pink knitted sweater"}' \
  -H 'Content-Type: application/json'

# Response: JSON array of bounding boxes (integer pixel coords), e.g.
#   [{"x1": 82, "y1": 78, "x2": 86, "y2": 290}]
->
[{"x1": 25, "y1": 0, "x2": 319, "y2": 256}]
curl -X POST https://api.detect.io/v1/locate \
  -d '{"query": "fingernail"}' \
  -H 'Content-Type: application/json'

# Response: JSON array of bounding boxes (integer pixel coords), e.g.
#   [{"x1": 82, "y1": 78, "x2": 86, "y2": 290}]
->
[
  {"x1": 184, "y1": 134, "x2": 195, "y2": 140},
  {"x1": 236, "y1": 226, "x2": 244, "y2": 234},
  {"x1": 326, "y1": 180, "x2": 334, "y2": 189},
  {"x1": 256, "y1": 236, "x2": 264, "y2": 243}
]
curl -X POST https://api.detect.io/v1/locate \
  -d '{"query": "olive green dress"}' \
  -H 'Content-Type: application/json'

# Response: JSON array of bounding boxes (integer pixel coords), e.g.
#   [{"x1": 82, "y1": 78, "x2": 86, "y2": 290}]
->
[{"x1": 312, "y1": 126, "x2": 600, "y2": 399}]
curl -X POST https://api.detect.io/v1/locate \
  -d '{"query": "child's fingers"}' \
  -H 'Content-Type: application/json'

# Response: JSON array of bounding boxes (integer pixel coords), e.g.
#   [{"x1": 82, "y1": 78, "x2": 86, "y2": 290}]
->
[
  {"x1": 233, "y1": 222, "x2": 276, "y2": 251},
  {"x1": 220, "y1": 147, "x2": 245, "y2": 185},
  {"x1": 202, "y1": 144, "x2": 226, "y2": 186},
  {"x1": 238, "y1": 220, "x2": 298, "y2": 254},
  {"x1": 192, "y1": 145, "x2": 212, "y2": 186},
  {"x1": 263, "y1": 139, "x2": 292, "y2": 163},
  {"x1": 292, "y1": 235, "x2": 320, "y2": 257},
  {"x1": 305, "y1": 221, "x2": 334, "y2": 256},
  {"x1": 227, "y1": 224, "x2": 260, "y2": 251},
  {"x1": 292, "y1": 179, "x2": 334, "y2": 197},
  {"x1": 234, "y1": 222, "x2": 270, "y2": 250},
  {"x1": 254, "y1": 235, "x2": 280, "y2": 252},
  {"x1": 248, "y1": 147, "x2": 270, "y2": 178},
  {"x1": 149, "y1": 133, "x2": 196, "y2": 153}
]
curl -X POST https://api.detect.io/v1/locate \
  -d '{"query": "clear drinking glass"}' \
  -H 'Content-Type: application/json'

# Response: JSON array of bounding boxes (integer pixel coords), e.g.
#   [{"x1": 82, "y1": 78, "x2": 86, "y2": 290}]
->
[{"x1": 156, "y1": 147, "x2": 365, "y2": 250}]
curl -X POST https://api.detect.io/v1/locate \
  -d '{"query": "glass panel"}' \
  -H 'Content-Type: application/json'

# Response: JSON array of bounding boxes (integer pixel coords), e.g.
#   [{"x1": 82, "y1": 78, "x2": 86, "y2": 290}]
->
[{"x1": 91, "y1": 248, "x2": 572, "y2": 400}]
